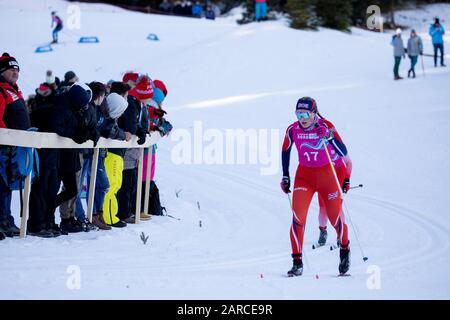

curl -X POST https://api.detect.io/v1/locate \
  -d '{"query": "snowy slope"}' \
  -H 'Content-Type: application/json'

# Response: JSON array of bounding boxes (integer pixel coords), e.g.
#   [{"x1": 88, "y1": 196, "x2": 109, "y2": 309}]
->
[{"x1": 0, "y1": 0, "x2": 449, "y2": 299}]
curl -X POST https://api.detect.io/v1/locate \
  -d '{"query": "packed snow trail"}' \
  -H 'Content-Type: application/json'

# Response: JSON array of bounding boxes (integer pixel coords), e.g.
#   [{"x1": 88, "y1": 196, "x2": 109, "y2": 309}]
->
[{"x1": 0, "y1": 0, "x2": 449, "y2": 299}]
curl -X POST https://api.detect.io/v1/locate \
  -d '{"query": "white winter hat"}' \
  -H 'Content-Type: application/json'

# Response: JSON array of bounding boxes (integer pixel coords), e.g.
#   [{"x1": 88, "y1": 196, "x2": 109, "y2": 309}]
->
[
  {"x1": 46, "y1": 70, "x2": 55, "y2": 84},
  {"x1": 396, "y1": 28, "x2": 402, "y2": 35},
  {"x1": 106, "y1": 92, "x2": 128, "y2": 119}
]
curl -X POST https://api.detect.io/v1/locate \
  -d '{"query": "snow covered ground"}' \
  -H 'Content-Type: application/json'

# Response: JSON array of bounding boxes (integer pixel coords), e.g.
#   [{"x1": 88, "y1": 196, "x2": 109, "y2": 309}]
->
[{"x1": 0, "y1": 0, "x2": 449, "y2": 299}]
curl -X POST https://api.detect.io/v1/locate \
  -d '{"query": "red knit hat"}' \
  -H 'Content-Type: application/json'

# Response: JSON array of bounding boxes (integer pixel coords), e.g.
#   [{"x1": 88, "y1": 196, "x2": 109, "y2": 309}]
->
[
  {"x1": 135, "y1": 75, "x2": 154, "y2": 100},
  {"x1": 36, "y1": 83, "x2": 52, "y2": 97},
  {"x1": 153, "y1": 79, "x2": 167, "y2": 97},
  {"x1": 122, "y1": 72, "x2": 139, "y2": 84}
]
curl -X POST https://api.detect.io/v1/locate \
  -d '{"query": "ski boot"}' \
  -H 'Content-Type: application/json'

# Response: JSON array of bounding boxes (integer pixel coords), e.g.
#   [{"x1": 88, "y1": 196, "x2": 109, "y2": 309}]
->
[
  {"x1": 339, "y1": 246, "x2": 350, "y2": 275},
  {"x1": 318, "y1": 228, "x2": 327, "y2": 246},
  {"x1": 287, "y1": 254, "x2": 303, "y2": 277}
]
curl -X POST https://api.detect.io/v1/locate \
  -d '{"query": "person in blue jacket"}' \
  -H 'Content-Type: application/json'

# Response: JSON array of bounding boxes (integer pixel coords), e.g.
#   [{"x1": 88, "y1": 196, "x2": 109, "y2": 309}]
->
[
  {"x1": 192, "y1": 2, "x2": 203, "y2": 18},
  {"x1": 429, "y1": 18, "x2": 446, "y2": 67},
  {"x1": 205, "y1": 5, "x2": 215, "y2": 20}
]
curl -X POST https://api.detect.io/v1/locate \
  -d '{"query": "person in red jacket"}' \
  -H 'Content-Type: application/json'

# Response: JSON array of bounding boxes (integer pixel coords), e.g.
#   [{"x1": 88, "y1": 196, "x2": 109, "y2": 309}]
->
[{"x1": 0, "y1": 52, "x2": 31, "y2": 237}]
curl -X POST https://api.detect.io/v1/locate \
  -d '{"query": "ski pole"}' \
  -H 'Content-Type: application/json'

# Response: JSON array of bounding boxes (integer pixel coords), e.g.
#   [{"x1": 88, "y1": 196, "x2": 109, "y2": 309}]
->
[
  {"x1": 166, "y1": 214, "x2": 180, "y2": 221},
  {"x1": 321, "y1": 139, "x2": 368, "y2": 262},
  {"x1": 287, "y1": 193, "x2": 319, "y2": 279},
  {"x1": 421, "y1": 54, "x2": 425, "y2": 77},
  {"x1": 349, "y1": 184, "x2": 363, "y2": 190}
]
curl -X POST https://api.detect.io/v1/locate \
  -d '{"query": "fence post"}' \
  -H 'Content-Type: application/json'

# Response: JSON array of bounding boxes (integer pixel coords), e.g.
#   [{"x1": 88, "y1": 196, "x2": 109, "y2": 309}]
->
[
  {"x1": 20, "y1": 148, "x2": 34, "y2": 238},
  {"x1": 86, "y1": 148, "x2": 99, "y2": 223},
  {"x1": 143, "y1": 146, "x2": 153, "y2": 215},
  {"x1": 135, "y1": 148, "x2": 145, "y2": 223}
]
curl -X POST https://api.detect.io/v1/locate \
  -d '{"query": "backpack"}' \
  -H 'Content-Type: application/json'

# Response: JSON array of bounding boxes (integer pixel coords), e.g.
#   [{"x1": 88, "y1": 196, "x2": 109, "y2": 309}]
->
[
  {"x1": 148, "y1": 181, "x2": 164, "y2": 216},
  {"x1": 0, "y1": 128, "x2": 39, "y2": 191}
]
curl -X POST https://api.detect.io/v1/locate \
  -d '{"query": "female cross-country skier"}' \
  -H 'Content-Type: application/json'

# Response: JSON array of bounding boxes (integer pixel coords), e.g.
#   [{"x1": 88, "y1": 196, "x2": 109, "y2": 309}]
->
[
  {"x1": 280, "y1": 97, "x2": 351, "y2": 276},
  {"x1": 51, "y1": 11, "x2": 63, "y2": 44},
  {"x1": 316, "y1": 116, "x2": 352, "y2": 248}
]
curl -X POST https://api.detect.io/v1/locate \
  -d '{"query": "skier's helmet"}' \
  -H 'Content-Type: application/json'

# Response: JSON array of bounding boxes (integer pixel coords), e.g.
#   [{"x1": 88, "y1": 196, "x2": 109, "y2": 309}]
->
[{"x1": 295, "y1": 97, "x2": 318, "y2": 113}]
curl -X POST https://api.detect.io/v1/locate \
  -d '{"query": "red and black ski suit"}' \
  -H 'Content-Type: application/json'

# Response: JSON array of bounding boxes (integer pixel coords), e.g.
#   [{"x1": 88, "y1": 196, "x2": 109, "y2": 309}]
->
[{"x1": 281, "y1": 117, "x2": 349, "y2": 258}]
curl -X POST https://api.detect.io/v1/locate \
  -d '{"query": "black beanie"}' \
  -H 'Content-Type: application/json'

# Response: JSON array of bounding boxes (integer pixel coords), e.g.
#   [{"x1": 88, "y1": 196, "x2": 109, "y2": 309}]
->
[
  {"x1": 68, "y1": 83, "x2": 91, "y2": 111},
  {"x1": 0, "y1": 52, "x2": 20, "y2": 74}
]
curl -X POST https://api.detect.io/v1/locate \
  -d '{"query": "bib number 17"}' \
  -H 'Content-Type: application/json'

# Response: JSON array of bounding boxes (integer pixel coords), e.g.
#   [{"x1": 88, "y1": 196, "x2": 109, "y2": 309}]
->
[{"x1": 304, "y1": 151, "x2": 318, "y2": 162}]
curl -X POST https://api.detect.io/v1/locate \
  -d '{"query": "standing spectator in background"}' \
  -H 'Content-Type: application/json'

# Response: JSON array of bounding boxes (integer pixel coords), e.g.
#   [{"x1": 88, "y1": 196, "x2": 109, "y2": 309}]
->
[
  {"x1": 211, "y1": 2, "x2": 221, "y2": 17},
  {"x1": 391, "y1": 28, "x2": 405, "y2": 80},
  {"x1": 0, "y1": 53, "x2": 30, "y2": 238},
  {"x1": 173, "y1": 1, "x2": 183, "y2": 15},
  {"x1": 429, "y1": 18, "x2": 446, "y2": 67},
  {"x1": 205, "y1": 5, "x2": 215, "y2": 20},
  {"x1": 255, "y1": 0, "x2": 268, "y2": 22},
  {"x1": 407, "y1": 29, "x2": 423, "y2": 78},
  {"x1": 159, "y1": 0, "x2": 173, "y2": 13},
  {"x1": 192, "y1": 1, "x2": 203, "y2": 18},
  {"x1": 51, "y1": 11, "x2": 63, "y2": 44}
]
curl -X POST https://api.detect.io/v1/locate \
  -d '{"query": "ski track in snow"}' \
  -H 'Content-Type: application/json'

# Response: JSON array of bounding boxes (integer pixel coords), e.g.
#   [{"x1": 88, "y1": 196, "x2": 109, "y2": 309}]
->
[{"x1": 1, "y1": 0, "x2": 450, "y2": 299}]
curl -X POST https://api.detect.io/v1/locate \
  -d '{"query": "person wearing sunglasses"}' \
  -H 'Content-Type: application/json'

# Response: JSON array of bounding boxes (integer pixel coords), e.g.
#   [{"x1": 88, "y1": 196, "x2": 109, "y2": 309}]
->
[{"x1": 280, "y1": 97, "x2": 350, "y2": 276}]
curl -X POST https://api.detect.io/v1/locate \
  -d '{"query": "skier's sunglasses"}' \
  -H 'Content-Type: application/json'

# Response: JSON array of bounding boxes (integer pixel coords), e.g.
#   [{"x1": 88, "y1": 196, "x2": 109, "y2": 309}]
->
[{"x1": 296, "y1": 111, "x2": 312, "y2": 120}]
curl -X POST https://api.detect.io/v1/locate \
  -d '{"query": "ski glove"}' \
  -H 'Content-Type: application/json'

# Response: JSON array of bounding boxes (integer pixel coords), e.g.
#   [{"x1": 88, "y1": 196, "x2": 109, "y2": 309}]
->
[
  {"x1": 136, "y1": 127, "x2": 147, "y2": 145},
  {"x1": 280, "y1": 176, "x2": 291, "y2": 194},
  {"x1": 342, "y1": 178, "x2": 350, "y2": 194}
]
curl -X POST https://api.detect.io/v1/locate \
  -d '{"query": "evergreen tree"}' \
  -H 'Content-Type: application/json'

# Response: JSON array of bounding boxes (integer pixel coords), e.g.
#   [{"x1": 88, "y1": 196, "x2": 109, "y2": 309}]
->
[
  {"x1": 287, "y1": 0, "x2": 320, "y2": 30},
  {"x1": 316, "y1": 0, "x2": 352, "y2": 31}
]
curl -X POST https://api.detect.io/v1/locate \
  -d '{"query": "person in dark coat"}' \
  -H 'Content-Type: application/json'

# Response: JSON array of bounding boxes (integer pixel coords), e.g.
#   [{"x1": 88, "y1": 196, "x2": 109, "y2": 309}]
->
[{"x1": 28, "y1": 83, "x2": 96, "y2": 237}]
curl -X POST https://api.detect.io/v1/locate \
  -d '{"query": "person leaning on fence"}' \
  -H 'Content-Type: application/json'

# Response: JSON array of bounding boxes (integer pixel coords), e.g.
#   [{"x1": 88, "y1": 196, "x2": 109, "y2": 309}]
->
[
  {"x1": 101, "y1": 91, "x2": 132, "y2": 228},
  {"x1": 141, "y1": 79, "x2": 172, "y2": 216},
  {"x1": 113, "y1": 78, "x2": 150, "y2": 223},
  {"x1": 55, "y1": 83, "x2": 99, "y2": 235},
  {"x1": 91, "y1": 83, "x2": 130, "y2": 230},
  {"x1": 406, "y1": 29, "x2": 423, "y2": 78},
  {"x1": 27, "y1": 83, "x2": 96, "y2": 237},
  {"x1": 28, "y1": 80, "x2": 61, "y2": 238},
  {"x1": 0, "y1": 52, "x2": 31, "y2": 239},
  {"x1": 76, "y1": 81, "x2": 111, "y2": 231},
  {"x1": 70, "y1": 81, "x2": 108, "y2": 232}
]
